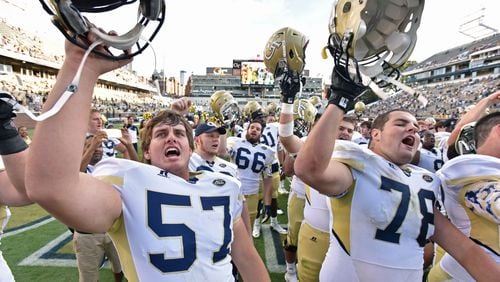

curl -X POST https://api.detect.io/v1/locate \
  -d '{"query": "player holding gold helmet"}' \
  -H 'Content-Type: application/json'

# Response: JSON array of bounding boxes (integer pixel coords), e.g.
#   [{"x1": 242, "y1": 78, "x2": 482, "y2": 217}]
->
[
  {"x1": 210, "y1": 91, "x2": 240, "y2": 125},
  {"x1": 293, "y1": 99, "x2": 317, "y2": 138}
]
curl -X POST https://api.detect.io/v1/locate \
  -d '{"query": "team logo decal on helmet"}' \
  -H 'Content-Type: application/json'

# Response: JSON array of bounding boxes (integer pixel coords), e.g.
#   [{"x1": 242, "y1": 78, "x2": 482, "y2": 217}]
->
[{"x1": 264, "y1": 27, "x2": 309, "y2": 79}]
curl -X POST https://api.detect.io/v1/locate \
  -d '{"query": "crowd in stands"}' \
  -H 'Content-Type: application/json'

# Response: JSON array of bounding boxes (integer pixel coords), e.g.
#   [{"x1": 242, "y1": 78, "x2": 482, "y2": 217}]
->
[{"x1": 364, "y1": 74, "x2": 499, "y2": 119}]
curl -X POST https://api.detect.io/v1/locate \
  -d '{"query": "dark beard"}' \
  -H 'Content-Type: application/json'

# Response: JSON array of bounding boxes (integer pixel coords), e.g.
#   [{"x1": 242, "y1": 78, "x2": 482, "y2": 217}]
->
[{"x1": 246, "y1": 133, "x2": 260, "y2": 144}]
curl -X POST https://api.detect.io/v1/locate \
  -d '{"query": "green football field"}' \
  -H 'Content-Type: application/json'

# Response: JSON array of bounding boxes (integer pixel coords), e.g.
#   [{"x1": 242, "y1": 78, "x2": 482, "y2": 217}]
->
[{"x1": 2, "y1": 187, "x2": 291, "y2": 282}]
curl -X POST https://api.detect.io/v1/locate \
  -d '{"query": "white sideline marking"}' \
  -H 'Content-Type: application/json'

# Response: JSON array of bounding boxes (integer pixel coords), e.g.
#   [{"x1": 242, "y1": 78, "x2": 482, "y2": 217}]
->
[
  {"x1": 18, "y1": 231, "x2": 76, "y2": 267},
  {"x1": 3, "y1": 217, "x2": 55, "y2": 238},
  {"x1": 262, "y1": 224, "x2": 286, "y2": 273}
]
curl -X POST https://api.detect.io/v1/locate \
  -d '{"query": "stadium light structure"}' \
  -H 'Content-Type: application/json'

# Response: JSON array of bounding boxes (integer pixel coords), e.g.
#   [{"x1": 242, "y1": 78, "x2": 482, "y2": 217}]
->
[{"x1": 459, "y1": 7, "x2": 498, "y2": 40}]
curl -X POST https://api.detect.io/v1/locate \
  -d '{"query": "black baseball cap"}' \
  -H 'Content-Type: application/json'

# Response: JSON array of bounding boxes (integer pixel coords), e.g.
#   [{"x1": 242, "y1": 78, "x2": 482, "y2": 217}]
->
[{"x1": 195, "y1": 122, "x2": 226, "y2": 137}]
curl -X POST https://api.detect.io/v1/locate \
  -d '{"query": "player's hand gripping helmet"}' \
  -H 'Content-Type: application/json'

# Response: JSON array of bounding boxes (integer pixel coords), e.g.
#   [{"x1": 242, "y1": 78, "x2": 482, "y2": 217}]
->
[
  {"x1": 263, "y1": 27, "x2": 309, "y2": 79},
  {"x1": 325, "y1": 0, "x2": 426, "y2": 104},
  {"x1": 210, "y1": 91, "x2": 240, "y2": 125},
  {"x1": 243, "y1": 101, "x2": 262, "y2": 120},
  {"x1": 293, "y1": 99, "x2": 317, "y2": 138},
  {"x1": 39, "y1": 0, "x2": 165, "y2": 59}
]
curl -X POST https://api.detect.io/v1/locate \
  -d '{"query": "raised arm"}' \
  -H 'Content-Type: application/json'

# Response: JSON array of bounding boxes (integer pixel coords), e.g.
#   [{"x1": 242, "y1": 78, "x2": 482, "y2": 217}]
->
[
  {"x1": 0, "y1": 93, "x2": 31, "y2": 206},
  {"x1": 26, "y1": 36, "x2": 131, "y2": 233},
  {"x1": 447, "y1": 91, "x2": 500, "y2": 148},
  {"x1": 278, "y1": 103, "x2": 304, "y2": 154},
  {"x1": 0, "y1": 151, "x2": 32, "y2": 206},
  {"x1": 119, "y1": 128, "x2": 139, "y2": 161},
  {"x1": 294, "y1": 105, "x2": 353, "y2": 196}
]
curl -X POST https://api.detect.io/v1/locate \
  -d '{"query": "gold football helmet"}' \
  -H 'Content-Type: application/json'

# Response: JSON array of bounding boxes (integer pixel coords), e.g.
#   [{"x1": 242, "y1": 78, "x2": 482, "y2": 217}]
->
[
  {"x1": 243, "y1": 101, "x2": 262, "y2": 120},
  {"x1": 308, "y1": 96, "x2": 324, "y2": 112},
  {"x1": 293, "y1": 99, "x2": 317, "y2": 138},
  {"x1": 325, "y1": 0, "x2": 425, "y2": 103},
  {"x1": 142, "y1": 111, "x2": 153, "y2": 121},
  {"x1": 328, "y1": 0, "x2": 424, "y2": 70},
  {"x1": 266, "y1": 101, "x2": 280, "y2": 117},
  {"x1": 263, "y1": 27, "x2": 309, "y2": 78},
  {"x1": 210, "y1": 91, "x2": 240, "y2": 125}
]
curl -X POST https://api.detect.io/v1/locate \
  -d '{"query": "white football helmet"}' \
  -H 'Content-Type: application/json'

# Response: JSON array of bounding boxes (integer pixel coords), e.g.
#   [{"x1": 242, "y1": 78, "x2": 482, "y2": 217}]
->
[{"x1": 39, "y1": 0, "x2": 165, "y2": 59}]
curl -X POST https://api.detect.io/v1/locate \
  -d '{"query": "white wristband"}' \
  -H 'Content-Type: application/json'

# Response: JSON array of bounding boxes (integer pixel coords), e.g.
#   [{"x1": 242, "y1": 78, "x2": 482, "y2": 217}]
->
[
  {"x1": 281, "y1": 103, "x2": 293, "y2": 114},
  {"x1": 279, "y1": 121, "x2": 294, "y2": 137}
]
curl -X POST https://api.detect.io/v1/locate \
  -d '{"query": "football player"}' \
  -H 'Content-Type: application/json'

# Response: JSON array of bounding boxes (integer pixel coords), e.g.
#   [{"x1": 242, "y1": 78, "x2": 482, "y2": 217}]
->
[
  {"x1": 253, "y1": 110, "x2": 288, "y2": 236},
  {"x1": 428, "y1": 112, "x2": 500, "y2": 281},
  {"x1": 295, "y1": 66, "x2": 499, "y2": 282},
  {"x1": 223, "y1": 119, "x2": 276, "y2": 238},
  {"x1": 26, "y1": 36, "x2": 269, "y2": 281},
  {"x1": 280, "y1": 100, "x2": 356, "y2": 282},
  {"x1": 412, "y1": 130, "x2": 444, "y2": 172}
]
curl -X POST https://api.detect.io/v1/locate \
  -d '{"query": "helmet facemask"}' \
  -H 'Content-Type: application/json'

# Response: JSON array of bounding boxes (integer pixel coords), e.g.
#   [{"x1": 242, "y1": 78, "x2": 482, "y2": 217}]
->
[
  {"x1": 219, "y1": 101, "x2": 241, "y2": 125},
  {"x1": 39, "y1": 0, "x2": 165, "y2": 60},
  {"x1": 293, "y1": 99, "x2": 317, "y2": 138},
  {"x1": 325, "y1": 0, "x2": 427, "y2": 105},
  {"x1": 455, "y1": 122, "x2": 476, "y2": 155}
]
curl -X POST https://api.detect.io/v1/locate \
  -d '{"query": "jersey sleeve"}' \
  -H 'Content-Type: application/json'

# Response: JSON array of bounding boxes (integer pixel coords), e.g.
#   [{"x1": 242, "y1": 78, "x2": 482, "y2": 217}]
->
[
  {"x1": 463, "y1": 181, "x2": 500, "y2": 224},
  {"x1": 438, "y1": 155, "x2": 500, "y2": 224},
  {"x1": 331, "y1": 140, "x2": 370, "y2": 171},
  {"x1": 91, "y1": 158, "x2": 136, "y2": 191}
]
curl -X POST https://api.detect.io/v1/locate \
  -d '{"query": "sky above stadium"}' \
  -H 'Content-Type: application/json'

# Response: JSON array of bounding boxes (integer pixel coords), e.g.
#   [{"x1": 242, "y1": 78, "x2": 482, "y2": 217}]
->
[{"x1": 3, "y1": 0, "x2": 499, "y2": 78}]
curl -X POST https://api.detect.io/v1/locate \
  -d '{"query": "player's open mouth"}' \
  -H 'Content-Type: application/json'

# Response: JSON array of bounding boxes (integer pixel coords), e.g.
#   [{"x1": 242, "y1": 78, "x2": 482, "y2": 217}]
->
[
  {"x1": 165, "y1": 147, "x2": 180, "y2": 157},
  {"x1": 402, "y1": 136, "x2": 415, "y2": 147}
]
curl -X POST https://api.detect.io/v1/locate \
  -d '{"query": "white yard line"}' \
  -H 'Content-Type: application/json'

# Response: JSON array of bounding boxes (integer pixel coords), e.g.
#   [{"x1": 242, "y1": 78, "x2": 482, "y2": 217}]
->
[
  {"x1": 3, "y1": 217, "x2": 55, "y2": 238},
  {"x1": 262, "y1": 224, "x2": 286, "y2": 273}
]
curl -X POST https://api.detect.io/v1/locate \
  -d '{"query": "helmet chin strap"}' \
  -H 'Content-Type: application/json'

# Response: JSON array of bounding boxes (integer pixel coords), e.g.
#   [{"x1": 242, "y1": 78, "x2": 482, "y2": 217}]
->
[
  {"x1": 89, "y1": 24, "x2": 144, "y2": 50},
  {"x1": 2, "y1": 40, "x2": 103, "y2": 121}
]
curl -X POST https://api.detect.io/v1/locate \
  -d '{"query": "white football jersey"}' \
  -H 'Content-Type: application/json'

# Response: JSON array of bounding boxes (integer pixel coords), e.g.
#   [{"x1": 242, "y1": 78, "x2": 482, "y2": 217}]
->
[
  {"x1": 436, "y1": 154, "x2": 500, "y2": 281},
  {"x1": 320, "y1": 141, "x2": 439, "y2": 281},
  {"x1": 290, "y1": 176, "x2": 306, "y2": 198},
  {"x1": 260, "y1": 122, "x2": 281, "y2": 153},
  {"x1": 417, "y1": 148, "x2": 444, "y2": 172},
  {"x1": 189, "y1": 152, "x2": 239, "y2": 179},
  {"x1": 304, "y1": 186, "x2": 330, "y2": 233},
  {"x1": 101, "y1": 138, "x2": 121, "y2": 159},
  {"x1": 92, "y1": 158, "x2": 243, "y2": 282},
  {"x1": 226, "y1": 137, "x2": 275, "y2": 195}
]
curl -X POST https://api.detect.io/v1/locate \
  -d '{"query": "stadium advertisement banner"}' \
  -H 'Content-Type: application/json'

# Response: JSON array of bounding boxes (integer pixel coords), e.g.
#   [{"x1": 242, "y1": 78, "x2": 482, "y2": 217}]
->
[
  {"x1": 206, "y1": 67, "x2": 233, "y2": 76},
  {"x1": 233, "y1": 60, "x2": 275, "y2": 86}
]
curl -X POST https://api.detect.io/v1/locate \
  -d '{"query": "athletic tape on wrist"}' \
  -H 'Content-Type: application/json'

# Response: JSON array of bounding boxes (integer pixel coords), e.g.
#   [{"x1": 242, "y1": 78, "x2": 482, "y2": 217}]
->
[
  {"x1": 279, "y1": 121, "x2": 294, "y2": 137},
  {"x1": 281, "y1": 103, "x2": 293, "y2": 114}
]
